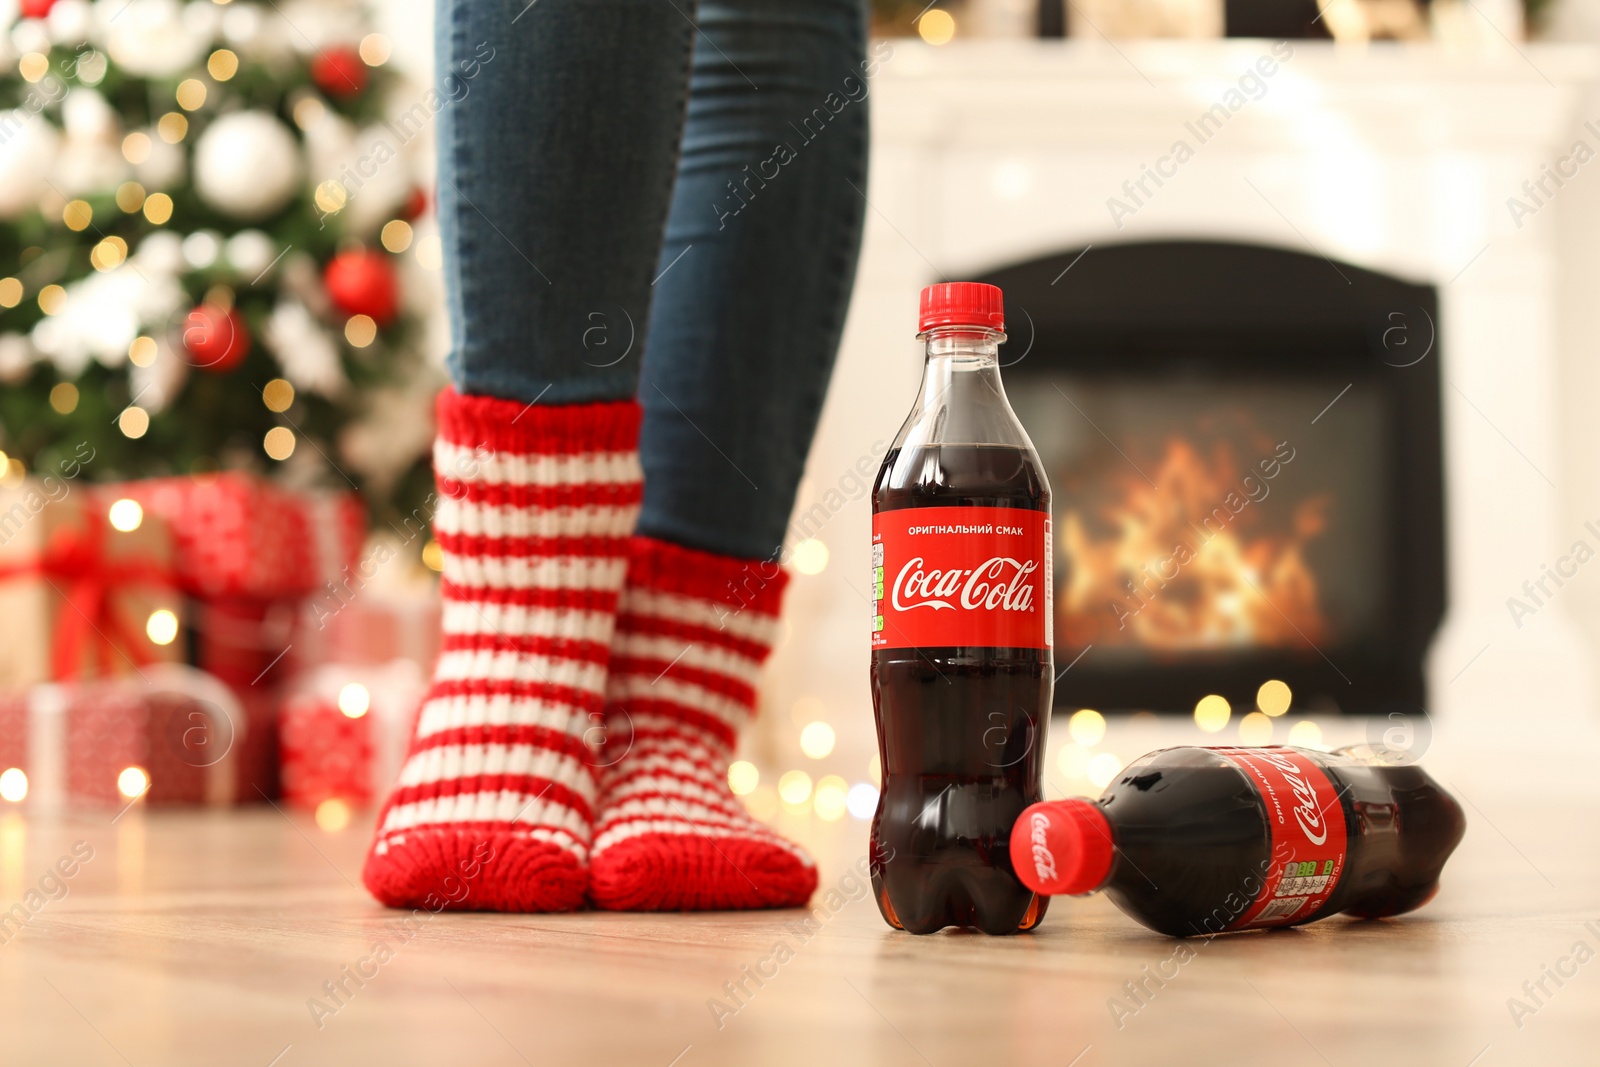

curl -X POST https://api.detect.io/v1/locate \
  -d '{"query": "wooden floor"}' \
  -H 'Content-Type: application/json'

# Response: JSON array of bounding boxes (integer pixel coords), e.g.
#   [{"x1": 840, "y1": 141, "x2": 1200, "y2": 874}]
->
[{"x1": 1, "y1": 743, "x2": 1596, "y2": 1067}]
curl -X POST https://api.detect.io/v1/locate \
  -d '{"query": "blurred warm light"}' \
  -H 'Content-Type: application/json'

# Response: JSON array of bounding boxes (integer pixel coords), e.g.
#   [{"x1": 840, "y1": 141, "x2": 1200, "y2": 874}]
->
[
  {"x1": 38, "y1": 284, "x2": 66, "y2": 314},
  {"x1": 345, "y1": 314, "x2": 377, "y2": 347},
  {"x1": 315, "y1": 798, "x2": 351, "y2": 832},
  {"x1": 1068, "y1": 708, "x2": 1105, "y2": 746},
  {"x1": 1194, "y1": 694, "x2": 1231, "y2": 732},
  {"x1": 18, "y1": 52, "x2": 48, "y2": 82},
  {"x1": 799, "y1": 721, "x2": 836, "y2": 759},
  {"x1": 108, "y1": 502, "x2": 145, "y2": 534},
  {"x1": 381, "y1": 219, "x2": 413, "y2": 253},
  {"x1": 144, "y1": 193, "x2": 174, "y2": 225},
  {"x1": 122, "y1": 131, "x2": 152, "y2": 164},
  {"x1": 157, "y1": 112, "x2": 188, "y2": 143},
  {"x1": 0, "y1": 768, "x2": 27, "y2": 803},
  {"x1": 338, "y1": 683, "x2": 370, "y2": 719},
  {"x1": 415, "y1": 233, "x2": 442, "y2": 270},
  {"x1": 63, "y1": 199, "x2": 92, "y2": 231},
  {"x1": 791, "y1": 539, "x2": 829, "y2": 575},
  {"x1": 145, "y1": 609, "x2": 179, "y2": 646},
  {"x1": 129, "y1": 336, "x2": 158, "y2": 366},
  {"x1": 116, "y1": 182, "x2": 146, "y2": 213},
  {"x1": 176, "y1": 78, "x2": 207, "y2": 110},
  {"x1": 421, "y1": 540, "x2": 444, "y2": 572},
  {"x1": 1056, "y1": 742, "x2": 1090, "y2": 779},
  {"x1": 359, "y1": 33, "x2": 392, "y2": 66},
  {"x1": 263, "y1": 426, "x2": 296, "y2": 461},
  {"x1": 743, "y1": 784, "x2": 778, "y2": 821},
  {"x1": 91, "y1": 236, "x2": 128, "y2": 272},
  {"x1": 208, "y1": 49, "x2": 239, "y2": 81},
  {"x1": 727, "y1": 760, "x2": 759, "y2": 795},
  {"x1": 293, "y1": 97, "x2": 326, "y2": 130},
  {"x1": 1257, "y1": 679, "x2": 1292, "y2": 717},
  {"x1": 117, "y1": 766, "x2": 150, "y2": 799},
  {"x1": 919, "y1": 9, "x2": 956, "y2": 44},
  {"x1": 314, "y1": 180, "x2": 348, "y2": 215},
  {"x1": 777, "y1": 770, "x2": 812, "y2": 806},
  {"x1": 847, "y1": 782, "x2": 878, "y2": 820},
  {"x1": 0, "y1": 277, "x2": 20, "y2": 307},
  {"x1": 49, "y1": 382, "x2": 79, "y2": 413},
  {"x1": 119, "y1": 406, "x2": 150, "y2": 439},
  {"x1": 262, "y1": 378, "x2": 295, "y2": 412},
  {"x1": 1239, "y1": 711, "x2": 1273, "y2": 745},
  {"x1": 1087, "y1": 752, "x2": 1122, "y2": 790},
  {"x1": 814, "y1": 776, "x2": 848, "y2": 821},
  {"x1": 1288, "y1": 720, "x2": 1324, "y2": 748}
]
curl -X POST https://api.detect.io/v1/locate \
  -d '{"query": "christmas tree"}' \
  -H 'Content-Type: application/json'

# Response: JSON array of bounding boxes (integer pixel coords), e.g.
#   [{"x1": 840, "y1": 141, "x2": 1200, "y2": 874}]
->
[{"x1": 0, "y1": 0, "x2": 437, "y2": 528}]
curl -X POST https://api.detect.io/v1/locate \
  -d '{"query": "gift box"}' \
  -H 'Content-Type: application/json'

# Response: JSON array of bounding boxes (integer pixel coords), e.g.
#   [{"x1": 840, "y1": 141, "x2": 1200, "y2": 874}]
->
[
  {"x1": 112, "y1": 473, "x2": 365, "y2": 601},
  {"x1": 108, "y1": 474, "x2": 368, "y2": 801},
  {"x1": 0, "y1": 482, "x2": 183, "y2": 689},
  {"x1": 278, "y1": 660, "x2": 425, "y2": 809},
  {"x1": 292, "y1": 586, "x2": 442, "y2": 674},
  {"x1": 0, "y1": 664, "x2": 243, "y2": 808}
]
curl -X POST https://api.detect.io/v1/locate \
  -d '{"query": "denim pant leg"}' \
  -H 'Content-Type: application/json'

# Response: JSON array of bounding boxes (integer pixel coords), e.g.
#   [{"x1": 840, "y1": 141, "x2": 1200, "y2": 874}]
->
[
  {"x1": 437, "y1": 0, "x2": 694, "y2": 405},
  {"x1": 635, "y1": 0, "x2": 870, "y2": 561}
]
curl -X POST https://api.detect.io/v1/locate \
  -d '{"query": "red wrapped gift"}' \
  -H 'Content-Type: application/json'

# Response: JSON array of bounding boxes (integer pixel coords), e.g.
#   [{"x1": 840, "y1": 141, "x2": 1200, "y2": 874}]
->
[
  {"x1": 293, "y1": 586, "x2": 442, "y2": 675},
  {"x1": 111, "y1": 473, "x2": 365, "y2": 601},
  {"x1": 0, "y1": 665, "x2": 242, "y2": 809},
  {"x1": 0, "y1": 483, "x2": 183, "y2": 688},
  {"x1": 278, "y1": 660, "x2": 425, "y2": 809}
]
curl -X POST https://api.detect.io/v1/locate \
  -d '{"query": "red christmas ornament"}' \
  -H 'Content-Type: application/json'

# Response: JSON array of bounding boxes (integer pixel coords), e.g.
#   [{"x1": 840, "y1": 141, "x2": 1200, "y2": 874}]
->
[
  {"x1": 323, "y1": 250, "x2": 399, "y2": 325},
  {"x1": 19, "y1": 0, "x2": 56, "y2": 18},
  {"x1": 402, "y1": 186, "x2": 429, "y2": 221},
  {"x1": 311, "y1": 47, "x2": 368, "y2": 99},
  {"x1": 183, "y1": 305, "x2": 251, "y2": 372}
]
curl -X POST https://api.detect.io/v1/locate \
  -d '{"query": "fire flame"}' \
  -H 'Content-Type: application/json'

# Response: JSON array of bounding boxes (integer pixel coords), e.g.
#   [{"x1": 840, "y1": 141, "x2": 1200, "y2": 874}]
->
[{"x1": 1061, "y1": 437, "x2": 1330, "y2": 649}]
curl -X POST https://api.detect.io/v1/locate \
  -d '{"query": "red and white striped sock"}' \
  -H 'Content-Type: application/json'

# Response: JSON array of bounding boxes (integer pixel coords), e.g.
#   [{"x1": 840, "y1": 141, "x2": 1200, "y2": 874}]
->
[
  {"x1": 589, "y1": 537, "x2": 818, "y2": 911},
  {"x1": 362, "y1": 388, "x2": 641, "y2": 912}
]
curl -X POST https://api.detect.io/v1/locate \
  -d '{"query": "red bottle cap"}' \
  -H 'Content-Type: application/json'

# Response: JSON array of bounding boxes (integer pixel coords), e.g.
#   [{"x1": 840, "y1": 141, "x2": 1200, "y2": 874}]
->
[
  {"x1": 1009, "y1": 798, "x2": 1116, "y2": 896},
  {"x1": 918, "y1": 282, "x2": 1005, "y2": 333}
]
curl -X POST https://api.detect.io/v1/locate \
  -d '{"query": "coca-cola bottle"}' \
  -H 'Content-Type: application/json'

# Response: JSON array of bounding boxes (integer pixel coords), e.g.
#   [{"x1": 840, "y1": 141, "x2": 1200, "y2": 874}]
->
[
  {"x1": 1009, "y1": 745, "x2": 1466, "y2": 936},
  {"x1": 869, "y1": 282, "x2": 1054, "y2": 935}
]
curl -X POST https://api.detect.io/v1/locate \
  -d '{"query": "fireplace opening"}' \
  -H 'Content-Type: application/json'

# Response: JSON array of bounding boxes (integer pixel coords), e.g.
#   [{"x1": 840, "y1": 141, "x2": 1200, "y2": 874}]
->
[{"x1": 980, "y1": 240, "x2": 1446, "y2": 716}]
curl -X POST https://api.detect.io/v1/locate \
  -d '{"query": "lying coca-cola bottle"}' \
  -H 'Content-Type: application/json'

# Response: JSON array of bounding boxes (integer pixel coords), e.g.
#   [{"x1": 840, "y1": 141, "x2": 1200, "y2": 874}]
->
[{"x1": 1010, "y1": 745, "x2": 1466, "y2": 936}]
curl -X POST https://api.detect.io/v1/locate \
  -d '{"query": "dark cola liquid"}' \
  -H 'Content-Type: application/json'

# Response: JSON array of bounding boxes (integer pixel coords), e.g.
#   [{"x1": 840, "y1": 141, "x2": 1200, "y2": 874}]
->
[
  {"x1": 871, "y1": 444, "x2": 1053, "y2": 935},
  {"x1": 1096, "y1": 747, "x2": 1466, "y2": 936}
]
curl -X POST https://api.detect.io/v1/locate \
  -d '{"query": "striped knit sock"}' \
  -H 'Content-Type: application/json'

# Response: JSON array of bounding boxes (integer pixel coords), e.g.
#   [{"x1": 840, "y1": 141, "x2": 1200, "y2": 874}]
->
[
  {"x1": 361, "y1": 388, "x2": 641, "y2": 912},
  {"x1": 589, "y1": 537, "x2": 818, "y2": 911}
]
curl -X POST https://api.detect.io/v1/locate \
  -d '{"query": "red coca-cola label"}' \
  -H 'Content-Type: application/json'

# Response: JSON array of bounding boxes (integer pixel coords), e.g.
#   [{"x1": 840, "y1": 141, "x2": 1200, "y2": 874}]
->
[
  {"x1": 871, "y1": 506, "x2": 1051, "y2": 650},
  {"x1": 1215, "y1": 747, "x2": 1348, "y2": 931}
]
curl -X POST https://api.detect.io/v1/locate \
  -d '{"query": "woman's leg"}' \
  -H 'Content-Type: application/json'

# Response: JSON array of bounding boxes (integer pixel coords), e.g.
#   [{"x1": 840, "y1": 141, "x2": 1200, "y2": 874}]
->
[
  {"x1": 590, "y1": 0, "x2": 871, "y2": 910},
  {"x1": 363, "y1": 0, "x2": 694, "y2": 913}
]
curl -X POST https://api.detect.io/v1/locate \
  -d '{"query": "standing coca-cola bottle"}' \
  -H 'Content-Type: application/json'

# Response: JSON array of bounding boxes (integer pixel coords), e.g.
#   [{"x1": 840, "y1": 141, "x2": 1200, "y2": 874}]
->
[{"x1": 869, "y1": 282, "x2": 1054, "y2": 935}]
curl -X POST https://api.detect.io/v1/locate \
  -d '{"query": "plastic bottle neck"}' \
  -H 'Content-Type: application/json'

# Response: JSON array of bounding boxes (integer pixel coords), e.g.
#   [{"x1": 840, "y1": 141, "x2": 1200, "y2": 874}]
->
[{"x1": 920, "y1": 325, "x2": 1005, "y2": 365}]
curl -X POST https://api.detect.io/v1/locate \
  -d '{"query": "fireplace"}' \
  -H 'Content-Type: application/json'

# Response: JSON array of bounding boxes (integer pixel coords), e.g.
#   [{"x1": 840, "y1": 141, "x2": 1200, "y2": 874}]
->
[{"x1": 981, "y1": 240, "x2": 1446, "y2": 716}]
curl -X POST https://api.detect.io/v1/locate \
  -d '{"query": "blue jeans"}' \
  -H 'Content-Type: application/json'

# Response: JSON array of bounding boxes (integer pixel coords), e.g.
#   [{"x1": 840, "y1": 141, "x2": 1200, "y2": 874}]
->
[{"x1": 437, "y1": 0, "x2": 871, "y2": 561}]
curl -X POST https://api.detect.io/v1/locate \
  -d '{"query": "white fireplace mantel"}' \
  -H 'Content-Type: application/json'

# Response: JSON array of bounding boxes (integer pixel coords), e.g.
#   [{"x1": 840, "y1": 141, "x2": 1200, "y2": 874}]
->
[{"x1": 764, "y1": 40, "x2": 1600, "y2": 766}]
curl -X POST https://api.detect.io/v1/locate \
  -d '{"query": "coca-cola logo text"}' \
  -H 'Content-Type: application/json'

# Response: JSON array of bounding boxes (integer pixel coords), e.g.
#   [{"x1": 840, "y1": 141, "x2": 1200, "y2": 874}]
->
[
  {"x1": 1253, "y1": 748, "x2": 1330, "y2": 846},
  {"x1": 891, "y1": 556, "x2": 1038, "y2": 614},
  {"x1": 1028, "y1": 812, "x2": 1059, "y2": 884}
]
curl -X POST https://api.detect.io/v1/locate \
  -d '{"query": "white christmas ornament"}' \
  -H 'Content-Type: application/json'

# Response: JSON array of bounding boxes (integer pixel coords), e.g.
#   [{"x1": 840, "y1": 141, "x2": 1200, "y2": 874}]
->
[
  {"x1": 264, "y1": 299, "x2": 347, "y2": 397},
  {"x1": 0, "y1": 113, "x2": 60, "y2": 219},
  {"x1": 181, "y1": 230, "x2": 221, "y2": 269},
  {"x1": 135, "y1": 231, "x2": 185, "y2": 275},
  {"x1": 225, "y1": 230, "x2": 276, "y2": 278},
  {"x1": 61, "y1": 88, "x2": 117, "y2": 142},
  {"x1": 193, "y1": 111, "x2": 304, "y2": 220},
  {"x1": 48, "y1": 0, "x2": 94, "y2": 44},
  {"x1": 135, "y1": 132, "x2": 185, "y2": 190},
  {"x1": 104, "y1": 0, "x2": 209, "y2": 78}
]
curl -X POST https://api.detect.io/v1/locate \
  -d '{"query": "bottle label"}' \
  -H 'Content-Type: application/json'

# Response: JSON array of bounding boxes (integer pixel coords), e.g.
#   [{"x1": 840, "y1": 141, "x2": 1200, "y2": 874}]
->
[
  {"x1": 871, "y1": 506, "x2": 1051, "y2": 650},
  {"x1": 1214, "y1": 747, "x2": 1348, "y2": 931}
]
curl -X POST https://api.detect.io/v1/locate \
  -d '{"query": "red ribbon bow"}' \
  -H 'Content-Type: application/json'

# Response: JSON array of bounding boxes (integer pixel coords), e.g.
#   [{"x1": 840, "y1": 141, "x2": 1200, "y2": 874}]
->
[{"x1": 0, "y1": 508, "x2": 176, "y2": 680}]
